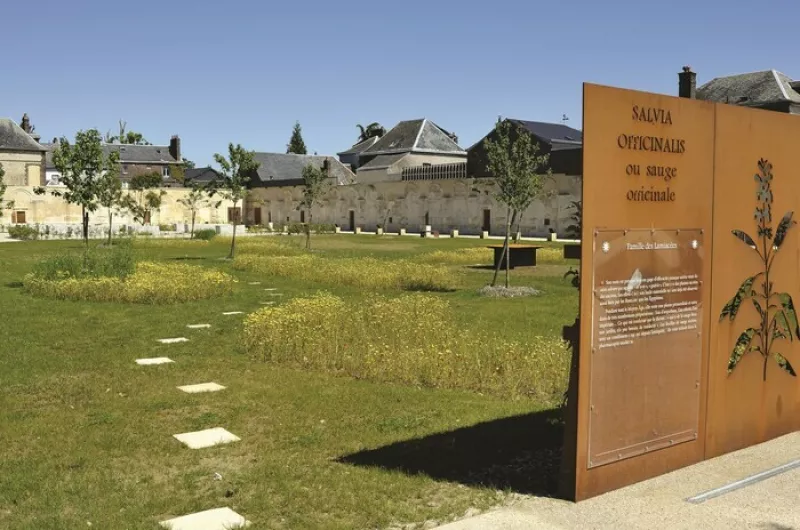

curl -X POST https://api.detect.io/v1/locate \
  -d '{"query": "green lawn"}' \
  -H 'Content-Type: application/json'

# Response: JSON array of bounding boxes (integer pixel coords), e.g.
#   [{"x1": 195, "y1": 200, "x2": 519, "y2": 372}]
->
[{"x1": 0, "y1": 235, "x2": 578, "y2": 529}]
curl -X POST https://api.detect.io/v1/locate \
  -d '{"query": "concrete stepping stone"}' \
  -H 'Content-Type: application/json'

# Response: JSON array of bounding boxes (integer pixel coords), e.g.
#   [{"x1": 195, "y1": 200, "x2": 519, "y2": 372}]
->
[
  {"x1": 247, "y1": 281, "x2": 261, "y2": 285},
  {"x1": 259, "y1": 301, "x2": 275, "y2": 306},
  {"x1": 187, "y1": 324, "x2": 211, "y2": 329},
  {"x1": 160, "y1": 507, "x2": 250, "y2": 529},
  {"x1": 222, "y1": 311, "x2": 244, "y2": 315},
  {"x1": 263, "y1": 288, "x2": 278, "y2": 291},
  {"x1": 158, "y1": 337, "x2": 189, "y2": 344},
  {"x1": 136, "y1": 357, "x2": 174, "y2": 366},
  {"x1": 177, "y1": 382, "x2": 226, "y2": 394},
  {"x1": 173, "y1": 427, "x2": 241, "y2": 449}
]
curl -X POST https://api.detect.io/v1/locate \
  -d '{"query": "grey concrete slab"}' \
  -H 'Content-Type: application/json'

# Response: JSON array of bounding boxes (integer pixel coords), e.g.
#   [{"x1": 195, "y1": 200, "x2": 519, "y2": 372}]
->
[
  {"x1": 160, "y1": 507, "x2": 250, "y2": 529},
  {"x1": 173, "y1": 427, "x2": 240, "y2": 449},
  {"x1": 136, "y1": 357, "x2": 174, "y2": 366},
  {"x1": 222, "y1": 311, "x2": 244, "y2": 315},
  {"x1": 439, "y1": 432, "x2": 800, "y2": 530},
  {"x1": 177, "y1": 383, "x2": 226, "y2": 394},
  {"x1": 158, "y1": 337, "x2": 189, "y2": 344},
  {"x1": 187, "y1": 324, "x2": 211, "y2": 329}
]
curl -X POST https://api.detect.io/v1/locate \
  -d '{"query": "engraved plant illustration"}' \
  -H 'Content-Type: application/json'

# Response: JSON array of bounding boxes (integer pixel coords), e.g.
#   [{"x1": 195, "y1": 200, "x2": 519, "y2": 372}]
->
[{"x1": 720, "y1": 159, "x2": 798, "y2": 380}]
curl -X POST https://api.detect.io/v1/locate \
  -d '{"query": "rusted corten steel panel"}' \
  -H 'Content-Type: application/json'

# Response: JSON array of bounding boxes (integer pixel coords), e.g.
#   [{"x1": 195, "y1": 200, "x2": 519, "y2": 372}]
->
[{"x1": 566, "y1": 84, "x2": 800, "y2": 501}]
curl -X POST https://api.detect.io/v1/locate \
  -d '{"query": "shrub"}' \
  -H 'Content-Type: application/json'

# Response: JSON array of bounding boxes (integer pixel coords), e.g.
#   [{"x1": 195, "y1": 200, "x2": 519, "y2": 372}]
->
[
  {"x1": 24, "y1": 261, "x2": 235, "y2": 304},
  {"x1": 193, "y1": 229, "x2": 217, "y2": 241},
  {"x1": 8, "y1": 225, "x2": 40, "y2": 240},
  {"x1": 536, "y1": 246, "x2": 565, "y2": 264},
  {"x1": 233, "y1": 254, "x2": 459, "y2": 292},
  {"x1": 244, "y1": 292, "x2": 570, "y2": 401},
  {"x1": 158, "y1": 223, "x2": 177, "y2": 232}
]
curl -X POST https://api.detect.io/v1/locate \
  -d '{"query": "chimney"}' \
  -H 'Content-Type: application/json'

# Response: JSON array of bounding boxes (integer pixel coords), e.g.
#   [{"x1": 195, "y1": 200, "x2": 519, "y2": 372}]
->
[
  {"x1": 169, "y1": 135, "x2": 181, "y2": 162},
  {"x1": 679, "y1": 66, "x2": 696, "y2": 99},
  {"x1": 323, "y1": 158, "x2": 331, "y2": 178}
]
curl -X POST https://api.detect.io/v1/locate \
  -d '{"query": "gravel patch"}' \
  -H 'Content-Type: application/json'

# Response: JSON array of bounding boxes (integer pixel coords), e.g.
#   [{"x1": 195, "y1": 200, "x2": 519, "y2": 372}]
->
[{"x1": 478, "y1": 286, "x2": 541, "y2": 298}]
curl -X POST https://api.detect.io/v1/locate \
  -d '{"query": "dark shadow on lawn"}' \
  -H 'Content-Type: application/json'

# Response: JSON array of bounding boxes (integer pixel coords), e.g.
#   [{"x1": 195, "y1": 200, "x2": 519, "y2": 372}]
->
[
  {"x1": 5, "y1": 281, "x2": 23, "y2": 288},
  {"x1": 171, "y1": 256, "x2": 206, "y2": 261},
  {"x1": 337, "y1": 408, "x2": 564, "y2": 496}
]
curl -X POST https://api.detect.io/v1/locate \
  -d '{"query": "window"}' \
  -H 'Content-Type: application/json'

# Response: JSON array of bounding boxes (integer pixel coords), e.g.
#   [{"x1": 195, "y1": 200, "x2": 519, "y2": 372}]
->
[
  {"x1": 300, "y1": 210, "x2": 305, "y2": 223},
  {"x1": 12, "y1": 211, "x2": 26, "y2": 224},
  {"x1": 162, "y1": 166, "x2": 171, "y2": 178},
  {"x1": 228, "y1": 207, "x2": 242, "y2": 223},
  {"x1": 544, "y1": 218, "x2": 551, "y2": 226},
  {"x1": 122, "y1": 164, "x2": 129, "y2": 174}
]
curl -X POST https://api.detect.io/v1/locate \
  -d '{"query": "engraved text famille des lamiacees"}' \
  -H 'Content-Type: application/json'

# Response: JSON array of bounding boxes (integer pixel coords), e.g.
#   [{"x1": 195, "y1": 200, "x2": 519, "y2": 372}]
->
[{"x1": 618, "y1": 106, "x2": 686, "y2": 202}]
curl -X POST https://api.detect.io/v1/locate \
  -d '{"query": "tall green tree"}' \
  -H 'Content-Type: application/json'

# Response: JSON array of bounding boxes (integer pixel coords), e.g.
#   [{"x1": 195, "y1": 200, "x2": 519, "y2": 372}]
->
[
  {"x1": 213, "y1": 143, "x2": 260, "y2": 259},
  {"x1": 96, "y1": 160, "x2": 123, "y2": 245},
  {"x1": 105, "y1": 120, "x2": 150, "y2": 145},
  {"x1": 484, "y1": 119, "x2": 550, "y2": 288},
  {"x1": 38, "y1": 129, "x2": 119, "y2": 247},
  {"x1": 300, "y1": 163, "x2": 331, "y2": 250},
  {"x1": 120, "y1": 173, "x2": 166, "y2": 226},
  {"x1": 286, "y1": 121, "x2": 308, "y2": 154},
  {"x1": 356, "y1": 122, "x2": 386, "y2": 143}
]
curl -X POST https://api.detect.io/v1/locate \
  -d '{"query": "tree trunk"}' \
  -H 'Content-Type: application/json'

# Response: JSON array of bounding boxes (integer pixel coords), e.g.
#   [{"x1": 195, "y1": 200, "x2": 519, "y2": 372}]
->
[
  {"x1": 491, "y1": 207, "x2": 513, "y2": 287},
  {"x1": 108, "y1": 210, "x2": 113, "y2": 246},
  {"x1": 190, "y1": 211, "x2": 196, "y2": 240},
  {"x1": 505, "y1": 210, "x2": 518, "y2": 288},
  {"x1": 228, "y1": 201, "x2": 238, "y2": 259},
  {"x1": 306, "y1": 211, "x2": 312, "y2": 250},
  {"x1": 82, "y1": 207, "x2": 89, "y2": 248}
]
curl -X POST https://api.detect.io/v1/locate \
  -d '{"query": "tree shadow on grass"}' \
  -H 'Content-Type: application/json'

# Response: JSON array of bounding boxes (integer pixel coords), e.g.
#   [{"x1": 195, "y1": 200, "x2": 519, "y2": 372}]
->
[
  {"x1": 5, "y1": 281, "x2": 23, "y2": 288},
  {"x1": 171, "y1": 256, "x2": 206, "y2": 261},
  {"x1": 337, "y1": 408, "x2": 565, "y2": 497}
]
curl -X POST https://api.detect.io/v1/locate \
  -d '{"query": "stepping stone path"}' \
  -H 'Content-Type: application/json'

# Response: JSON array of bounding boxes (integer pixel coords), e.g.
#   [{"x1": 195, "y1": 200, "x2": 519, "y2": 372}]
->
[
  {"x1": 158, "y1": 337, "x2": 189, "y2": 344},
  {"x1": 186, "y1": 324, "x2": 211, "y2": 329},
  {"x1": 136, "y1": 357, "x2": 174, "y2": 366},
  {"x1": 247, "y1": 282, "x2": 261, "y2": 285},
  {"x1": 222, "y1": 311, "x2": 244, "y2": 315},
  {"x1": 177, "y1": 382, "x2": 226, "y2": 394},
  {"x1": 159, "y1": 507, "x2": 250, "y2": 529},
  {"x1": 173, "y1": 427, "x2": 241, "y2": 449},
  {"x1": 259, "y1": 301, "x2": 275, "y2": 306},
  {"x1": 263, "y1": 288, "x2": 278, "y2": 291}
]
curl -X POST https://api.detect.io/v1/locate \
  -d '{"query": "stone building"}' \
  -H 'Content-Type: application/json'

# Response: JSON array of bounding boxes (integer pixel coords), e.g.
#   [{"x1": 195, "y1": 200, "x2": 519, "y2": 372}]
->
[
  {"x1": 680, "y1": 66, "x2": 800, "y2": 113},
  {"x1": 0, "y1": 117, "x2": 47, "y2": 223}
]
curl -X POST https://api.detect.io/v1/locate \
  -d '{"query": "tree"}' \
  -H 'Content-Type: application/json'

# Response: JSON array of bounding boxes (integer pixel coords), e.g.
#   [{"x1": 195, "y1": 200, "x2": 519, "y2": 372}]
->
[
  {"x1": 96, "y1": 162, "x2": 123, "y2": 245},
  {"x1": 182, "y1": 157, "x2": 196, "y2": 170},
  {"x1": 213, "y1": 143, "x2": 260, "y2": 259},
  {"x1": 299, "y1": 163, "x2": 331, "y2": 250},
  {"x1": 105, "y1": 120, "x2": 150, "y2": 145},
  {"x1": 37, "y1": 129, "x2": 119, "y2": 247},
  {"x1": 286, "y1": 121, "x2": 308, "y2": 154},
  {"x1": 483, "y1": 118, "x2": 551, "y2": 288},
  {"x1": 120, "y1": 173, "x2": 166, "y2": 226},
  {"x1": 356, "y1": 122, "x2": 386, "y2": 143},
  {"x1": 178, "y1": 185, "x2": 213, "y2": 239}
]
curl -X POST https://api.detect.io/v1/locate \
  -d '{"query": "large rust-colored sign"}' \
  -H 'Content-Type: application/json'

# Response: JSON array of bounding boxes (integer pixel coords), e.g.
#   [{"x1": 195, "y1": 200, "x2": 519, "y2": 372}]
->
[
  {"x1": 589, "y1": 229, "x2": 704, "y2": 468},
  {"x1": 565, "y1": 83, "x2": 800, "y2": 501}
]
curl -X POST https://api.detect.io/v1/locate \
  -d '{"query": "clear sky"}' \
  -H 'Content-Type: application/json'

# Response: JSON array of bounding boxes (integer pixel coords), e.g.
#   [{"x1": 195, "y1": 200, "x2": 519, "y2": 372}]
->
[{"x1": 3, "y1": 0, "x2": 797, "y2": 166}]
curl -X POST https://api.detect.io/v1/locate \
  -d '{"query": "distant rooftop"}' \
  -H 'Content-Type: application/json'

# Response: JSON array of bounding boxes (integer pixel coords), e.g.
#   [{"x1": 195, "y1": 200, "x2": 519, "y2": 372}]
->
[
  {"x1": 250, "y1": 152, "x2": 355, "y2": 187},
  {"x1": 361, "y1": 119, "x2": 465, "y2": 156},
  {"x1": 697, "y1": 70, "x2": 800, "y2": 106},
  {"x1": 0, "y1": 118, "x2": 46, "y2": 152}
]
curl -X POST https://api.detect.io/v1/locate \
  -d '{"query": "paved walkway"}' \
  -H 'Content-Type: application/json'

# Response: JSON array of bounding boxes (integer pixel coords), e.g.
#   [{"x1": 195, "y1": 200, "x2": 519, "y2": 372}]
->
[{"x1": 440, "y1": 432, "x2": 800, "y2": 530}]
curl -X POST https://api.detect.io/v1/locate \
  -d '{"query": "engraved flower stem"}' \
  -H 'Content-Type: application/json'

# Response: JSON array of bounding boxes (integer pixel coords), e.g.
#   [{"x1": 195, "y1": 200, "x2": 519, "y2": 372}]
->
[{"x1": 761, "y1": 210, "x2": 772, "y2": 382}]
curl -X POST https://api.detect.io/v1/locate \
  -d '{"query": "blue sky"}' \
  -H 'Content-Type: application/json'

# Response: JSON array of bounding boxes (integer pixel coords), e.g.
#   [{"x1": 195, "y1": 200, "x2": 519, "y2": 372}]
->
[{"x1": 3, "y1": 0, "x2": 797, "y2": 166}]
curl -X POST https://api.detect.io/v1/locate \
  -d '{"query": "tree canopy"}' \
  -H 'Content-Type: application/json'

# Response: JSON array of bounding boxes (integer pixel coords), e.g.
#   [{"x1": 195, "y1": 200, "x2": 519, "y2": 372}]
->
[
  {"x1": 356, "y1": 122, "x2": 386, "y2": 143},
  {"x1": 286, "y1": 121, "x2": 308, "y2": 155},
  {"x1": 213, "y1": 143, "x2": 261, "y2": 258}
]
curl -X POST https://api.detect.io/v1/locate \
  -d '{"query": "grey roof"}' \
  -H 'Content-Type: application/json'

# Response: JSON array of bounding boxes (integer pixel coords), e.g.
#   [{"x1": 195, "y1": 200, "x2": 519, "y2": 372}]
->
[
  {"x1": 697, "y1": 70, "x2": 800, "y2": 105},
  {"x1": 42, "y1": 141, "x2": 178, "y2": 169},
  {"x1": 103, "y1": 144, "x2": 179, "y2": 164},
  {"x1": 361, "y1": 119, "x2": 465, "y2": 156},
  {"x1": 184, "y1": 167, "x2": 221, "y2": 183},
  {"x1": 510, "y1": 120, "x2": 583, "y2": 148},
  {"x1": 250, "y1": 153, "x2": 356, "y2": 186},
  {"x1": 357, "y1": 153, "x2": 408, "y2": 171},
  {"x1": 0, "y1": 118, "x2": 46, "y2": 152},
  {"x1": 337, "y1": 136, "x2": 379, "y2": 156}
]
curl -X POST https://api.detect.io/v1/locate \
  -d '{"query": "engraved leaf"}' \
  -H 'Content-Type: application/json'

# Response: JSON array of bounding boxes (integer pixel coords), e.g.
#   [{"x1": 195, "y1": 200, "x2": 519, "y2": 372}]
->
[
  {"x1": 774, "y1": 353, "x2": 797, "y2": 377},
  {"x1": 728, "y1": 328, "x2": 757, "y2": 374},
  {"x1": 773, "y1": 211, "x2": 795, "y2": 249},
  {"x1": 778, "y1": 293, "x2": 800, "y2": 339},
  {"x1": 732, "y1": 229, "x2": 757, "y2": 249},
  {"x1": 753, "y1": 298, "x2": 764, "y2": 317},
  {"x1": 773, "y1": 312, "x2": 791, "y2": 341},
  {"x1": 720, "y1": 274, "x2": 761, "y2": 321}
]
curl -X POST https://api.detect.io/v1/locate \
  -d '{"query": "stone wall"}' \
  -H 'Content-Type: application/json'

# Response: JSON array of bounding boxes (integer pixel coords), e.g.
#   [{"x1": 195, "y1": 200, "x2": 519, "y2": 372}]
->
[
  {"x1": 2, "y1": 186, "x2": 235, "y2": 228},
  {"x1": 245, "y1": 175, "x2": 581, "y2": 237}
]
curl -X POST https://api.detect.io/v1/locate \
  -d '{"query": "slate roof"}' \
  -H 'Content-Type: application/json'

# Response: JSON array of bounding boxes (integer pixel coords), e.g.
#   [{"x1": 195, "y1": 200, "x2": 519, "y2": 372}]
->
[
  {"x1": 357, "y1": 153, "x2": 408, "y2": 171},
  {"x1": 250, "y1": 153, "x2": 356, "y2": 187},
  {"x1": 184, "y1": 167, "x2": 221, "y2": 184},
  {"x1": 509, "y1": 120, "x2": 583, "y2": 150},
  {"x1": 337, "y1": 136, "x2": 379, "y2": 156},
  {"x1": 0, "y1": 118, "x2": 46, "y2": 152},
  {"x1": 697, "y1": 70, "x2": 800, "y2": 106},
  {"x1": 42, "y1": 142, "x2": 179, "y2": 169},
  {"x1": 361, "y1": 119, "x2": 465, "y2": 156}
]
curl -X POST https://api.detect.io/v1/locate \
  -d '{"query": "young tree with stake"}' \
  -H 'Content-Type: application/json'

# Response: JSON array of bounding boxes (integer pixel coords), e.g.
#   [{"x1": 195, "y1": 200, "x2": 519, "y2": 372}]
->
[
  {"x1": 300, "y1": 162, "x2": 331, "y2": 250},
  {"x1": 213, "y1": 143, "x2": 260, "y2": 259},
  {"x1": 177, "y1": 184, "x2": 214, "y2": 239},
  {"x1": 483, "y1": 119, "x2": 550, "y2": 288},
  {"x1": 120, "y1": 173, "x2": 166, "y2": 226},
  {"x1": 95, "y1": 160, "x2": 123, "y2": 245},
  {"x1": 36, "y1": 129, "x2": 119, "y2": 247}
]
